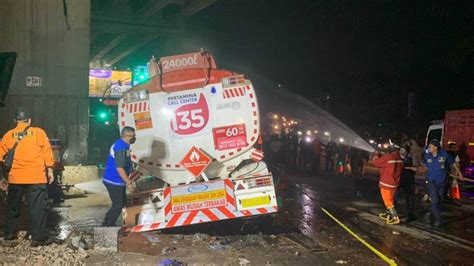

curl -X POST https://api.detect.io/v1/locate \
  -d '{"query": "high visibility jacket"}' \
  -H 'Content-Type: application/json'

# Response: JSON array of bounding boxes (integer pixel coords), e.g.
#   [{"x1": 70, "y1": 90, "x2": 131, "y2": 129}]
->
[
  {"x1": 372, "y1": 151, "x2": 403, "y2": 189},
  {"x1": 0, "y1": 122, "x2": 54, "y2": 184}
]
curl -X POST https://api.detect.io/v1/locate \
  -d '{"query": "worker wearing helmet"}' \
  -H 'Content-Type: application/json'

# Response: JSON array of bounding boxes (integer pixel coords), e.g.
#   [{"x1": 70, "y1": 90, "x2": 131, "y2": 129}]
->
[
  {"x1": 372, "y1": 146, "x2": 404, "y2": 225},
  {"x1": 0, "y1": 108, "x2": 55, "y2": 246},
  {"x1": 102, "y1": 126, "x2": 136, "y2": 227}
]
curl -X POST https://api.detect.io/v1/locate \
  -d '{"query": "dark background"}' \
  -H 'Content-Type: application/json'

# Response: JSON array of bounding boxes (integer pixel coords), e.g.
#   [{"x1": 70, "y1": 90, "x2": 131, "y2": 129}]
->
[{"x1": 116, "y1": 0, "x2": 474, "y2": 138}]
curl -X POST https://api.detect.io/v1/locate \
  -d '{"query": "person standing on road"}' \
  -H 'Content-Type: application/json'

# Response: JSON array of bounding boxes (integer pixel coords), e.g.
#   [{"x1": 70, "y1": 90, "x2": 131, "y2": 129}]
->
[
  {"x1": 349, "y1": 148, "x2": 365, "y2": 178},
  {"x1": 102, "y1": 126, "x2": 137, "y2": 227},
  {"x1": 422, "y1": 139, "x2": 464, "y2": 227},
  {"x1": 312, "y1": 137, "x2": 322, "y2": 174},
  {"x1": 398, "y1": 146, "x2": 417, "y2": 222},
  {"x1": 324, "y1": 141, "x2": 336, "y2": 172},
  {"x1": 372, "y1": 147, "x2": 404, "y2": 224},
  {"x1": 0, "y1": 108, "x2": 55, "y2": 247},
  {"x1": 336, "y1": 144, "x2": 348, "y2": 175}
]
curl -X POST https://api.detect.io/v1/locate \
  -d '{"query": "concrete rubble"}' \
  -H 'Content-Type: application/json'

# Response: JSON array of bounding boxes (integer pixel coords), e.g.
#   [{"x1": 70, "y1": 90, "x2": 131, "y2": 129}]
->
[{"x1": 0, "y1": 231, "x2": 88, "y2": 265}]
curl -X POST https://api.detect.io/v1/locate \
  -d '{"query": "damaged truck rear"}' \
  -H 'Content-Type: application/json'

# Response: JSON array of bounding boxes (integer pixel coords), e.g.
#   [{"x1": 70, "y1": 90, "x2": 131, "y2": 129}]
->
[{"x1": 116, "y1": 50, "x2": 278, "y2": 232}]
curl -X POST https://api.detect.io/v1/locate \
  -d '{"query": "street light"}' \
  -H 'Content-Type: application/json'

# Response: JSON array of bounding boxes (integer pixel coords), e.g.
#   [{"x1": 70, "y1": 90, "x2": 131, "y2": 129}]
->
[
  {"x1": 339, "y1": 137, "x2": 344, "y2": 143},
  {"x1": 324, "y1": 131, "x2": 331, "y2": 142},
  {"x1": 273, "y1": 114, "x2": 278, "y2": 119}
]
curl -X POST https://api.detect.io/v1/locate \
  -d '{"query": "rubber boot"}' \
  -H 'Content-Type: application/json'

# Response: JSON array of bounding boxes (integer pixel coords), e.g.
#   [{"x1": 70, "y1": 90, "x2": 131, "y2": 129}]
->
[
  {"x1": 386, "y1": 208, "x2": 400, "y2": 225},
  {"x1": 379, "y1": 209, "x2": 390, "y2": 221}
]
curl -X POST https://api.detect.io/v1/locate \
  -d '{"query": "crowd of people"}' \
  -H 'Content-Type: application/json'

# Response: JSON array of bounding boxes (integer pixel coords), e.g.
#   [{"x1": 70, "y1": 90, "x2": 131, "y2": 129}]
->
[
  {"x1": 264, "y1": 133, "x2": 370, "y2": 176},
  {"x1": 264, "y1": 131, "x2": 472, "y2": 228}
]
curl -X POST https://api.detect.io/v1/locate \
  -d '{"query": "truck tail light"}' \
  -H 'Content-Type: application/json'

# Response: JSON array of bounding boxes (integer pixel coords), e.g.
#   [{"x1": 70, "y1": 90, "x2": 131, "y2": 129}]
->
[
  {"x1": 123, "y1": 89, "x2": 149, "y2": 103},
  {"x1": 222, "y1": 75, "x2": 245, "y2": 88},
  {"x1": 248, "y1": 177, "x2": 273, "y2": 189}
]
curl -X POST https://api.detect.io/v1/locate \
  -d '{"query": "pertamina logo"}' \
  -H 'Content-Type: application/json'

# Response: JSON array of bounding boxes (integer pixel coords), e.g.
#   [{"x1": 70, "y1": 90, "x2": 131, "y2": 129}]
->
[{"x1": 180, "y1": 146, "x2": 212, "y2": 177}]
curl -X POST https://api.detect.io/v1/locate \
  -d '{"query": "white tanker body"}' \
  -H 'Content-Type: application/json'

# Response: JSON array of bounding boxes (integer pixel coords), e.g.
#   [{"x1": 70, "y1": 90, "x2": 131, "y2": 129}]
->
[{"x1": 117, "y1": 51, "x2": 278, "y2": 232}]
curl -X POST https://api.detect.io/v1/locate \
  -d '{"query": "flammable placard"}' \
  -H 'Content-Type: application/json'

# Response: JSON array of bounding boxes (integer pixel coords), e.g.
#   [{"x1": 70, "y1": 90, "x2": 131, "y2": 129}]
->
[{"x1": 179, "y1": 146, "x2": 212, "y2": 177}]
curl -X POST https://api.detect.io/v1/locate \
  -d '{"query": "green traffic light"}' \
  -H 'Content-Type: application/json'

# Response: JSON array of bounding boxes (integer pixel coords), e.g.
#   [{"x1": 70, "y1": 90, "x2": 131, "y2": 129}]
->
[
  {"x1": 97, "y1": 109, "x2": 109, "y2": 121},
  {"x1": 139, "y1": 74, "x2": 145, "y2": 80}
]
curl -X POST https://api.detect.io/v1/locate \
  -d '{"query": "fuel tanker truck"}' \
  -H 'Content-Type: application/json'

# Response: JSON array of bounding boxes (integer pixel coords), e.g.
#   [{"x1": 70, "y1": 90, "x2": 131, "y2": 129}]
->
[{"x1": 117, "y1": 50, "x2": 277, "y2": 232}]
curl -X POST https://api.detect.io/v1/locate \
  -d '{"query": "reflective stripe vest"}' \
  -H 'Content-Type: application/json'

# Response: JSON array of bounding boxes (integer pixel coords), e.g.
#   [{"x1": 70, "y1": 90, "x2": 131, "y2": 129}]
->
[{"x1": 372, "y1": 151, "x2": 403, "y2": 189}]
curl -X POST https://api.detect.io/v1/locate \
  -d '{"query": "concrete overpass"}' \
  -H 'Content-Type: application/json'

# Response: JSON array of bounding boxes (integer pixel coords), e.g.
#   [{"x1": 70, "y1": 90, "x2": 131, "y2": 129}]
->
[{"x1": 0, "y1": 0, "x2": 216, "y2": 164}]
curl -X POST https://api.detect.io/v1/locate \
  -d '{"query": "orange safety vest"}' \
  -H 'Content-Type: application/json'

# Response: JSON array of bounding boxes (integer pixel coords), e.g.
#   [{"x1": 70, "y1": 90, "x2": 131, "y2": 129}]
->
[
  {"x1": 372, "y1": 151, "x2": 403, "y2": 189},
  {"x1": 0, "y1": 122, "x2": 54, "y2": 184}
]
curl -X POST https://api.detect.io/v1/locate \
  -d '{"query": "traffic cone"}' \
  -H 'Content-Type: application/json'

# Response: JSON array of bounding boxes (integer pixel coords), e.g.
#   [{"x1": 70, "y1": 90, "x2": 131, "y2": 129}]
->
[{"x1": 450, "y1": 179, "x2": 461, "y2": 200}]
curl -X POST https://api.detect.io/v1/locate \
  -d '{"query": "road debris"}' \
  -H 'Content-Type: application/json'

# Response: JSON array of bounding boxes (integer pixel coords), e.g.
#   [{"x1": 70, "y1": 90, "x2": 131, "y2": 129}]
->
[
  {"x1": 161, "y1": 246, "x2": 177, "y2": 255},
  {"x1": 142, "y1": 232, "x2": 161, "y2": 243},
  {"x1": 158, "y1": 259, "x2": 187, "y2": 266},
  {"x1": 0, "y1": 231, "x2": 88, "y2": 264},
  {"x1": 209, "y1": 242, "x2": 227, "y2": 250},
  {"x1": 93, "y1": 227, "x2": 120, "y2": 252},
  {"x1": 238, "y1": 256, "x2": 250, "y2": 265}
]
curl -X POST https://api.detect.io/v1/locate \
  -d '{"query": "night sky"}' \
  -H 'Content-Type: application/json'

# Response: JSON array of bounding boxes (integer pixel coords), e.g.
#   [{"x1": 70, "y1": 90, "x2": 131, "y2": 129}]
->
[{"x1": 126, "y1": 0, "x2": 474, "y2": 138}]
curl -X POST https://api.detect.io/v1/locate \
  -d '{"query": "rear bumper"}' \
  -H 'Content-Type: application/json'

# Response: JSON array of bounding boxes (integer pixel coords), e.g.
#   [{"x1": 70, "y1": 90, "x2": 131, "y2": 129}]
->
[{"x1": 123, "y1": 176, "x2": 278, "y2": 233}]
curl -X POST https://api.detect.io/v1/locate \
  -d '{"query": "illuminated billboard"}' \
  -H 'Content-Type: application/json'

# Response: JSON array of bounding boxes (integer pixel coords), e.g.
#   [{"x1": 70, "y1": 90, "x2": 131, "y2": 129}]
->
[{"x1": 89, "y1": 69, "x2": 132, "y2": 98}]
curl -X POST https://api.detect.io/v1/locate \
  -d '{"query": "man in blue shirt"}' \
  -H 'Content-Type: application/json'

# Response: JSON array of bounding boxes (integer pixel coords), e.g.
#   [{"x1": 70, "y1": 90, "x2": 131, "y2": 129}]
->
[
  {"x1": 102, "y1": 126, "x2": 136, "y2": 226},
  {"x1": 422, "y1": 139, "x2": 464, "y2": 227}
]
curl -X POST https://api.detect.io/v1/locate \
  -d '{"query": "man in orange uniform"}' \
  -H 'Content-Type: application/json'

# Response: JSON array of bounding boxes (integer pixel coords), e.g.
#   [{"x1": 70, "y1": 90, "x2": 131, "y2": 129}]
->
[
  {"x1": 372, "y1": 147, "x2": 404, "y2": 224},
  {"x1": 0, "y1": 108, "x2": 54, "y2": 246}
]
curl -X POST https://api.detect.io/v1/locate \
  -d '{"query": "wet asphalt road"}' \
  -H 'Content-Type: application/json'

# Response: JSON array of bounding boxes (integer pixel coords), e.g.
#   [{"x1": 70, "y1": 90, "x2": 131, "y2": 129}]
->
[
  {"x1": 277, "y1": 168, "x2": 474, "y2": 264},
  {"x1": 1, "y1": 167, "x2": 474, "y2": 264}
]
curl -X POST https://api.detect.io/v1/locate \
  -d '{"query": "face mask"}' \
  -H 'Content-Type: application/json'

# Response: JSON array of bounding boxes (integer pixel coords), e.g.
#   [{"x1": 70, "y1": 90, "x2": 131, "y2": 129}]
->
[{"x1": 129, "y1": 137, "x2": 136, "y2": 144}]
